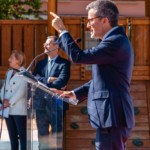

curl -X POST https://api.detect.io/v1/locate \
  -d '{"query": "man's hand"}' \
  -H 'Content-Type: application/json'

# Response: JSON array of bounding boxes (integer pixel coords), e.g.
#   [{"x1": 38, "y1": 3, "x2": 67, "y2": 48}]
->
[
  {"x1": 49, "y1": 12, "x2": 66, "y2": 33},
  {"x1": 50, "y1": 88, "x2": 64, "y2": 95},
  {"x1": 50, "y1": 88, "x2": 75, "y2": 99},
  {"x1": 48, "y1": 77, "x2": 57, "y2": 83}
]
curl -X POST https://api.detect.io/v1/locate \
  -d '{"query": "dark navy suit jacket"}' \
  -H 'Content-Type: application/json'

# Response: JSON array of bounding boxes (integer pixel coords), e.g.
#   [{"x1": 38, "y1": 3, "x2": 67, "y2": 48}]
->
[
  {"x1": 57, "y1": 26, "x2": 134, "y2": 129},
  {"x1": 33, "y1": 55, "x2": 71, "y2": 110}
]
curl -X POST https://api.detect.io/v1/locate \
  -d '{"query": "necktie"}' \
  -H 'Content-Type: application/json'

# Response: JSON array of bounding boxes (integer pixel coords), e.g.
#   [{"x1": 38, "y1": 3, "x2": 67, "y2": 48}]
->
[{"x1": 47, "y1": 60, "x2": 53, "y2": 75}]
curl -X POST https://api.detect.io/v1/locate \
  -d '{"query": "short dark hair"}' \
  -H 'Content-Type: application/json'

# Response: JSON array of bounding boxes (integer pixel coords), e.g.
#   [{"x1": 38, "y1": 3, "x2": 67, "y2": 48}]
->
[
  {"x1": 86, "y1": 0, "x2": 119, "y2": 27},
  {"x1": 47, "y1": 36, "x2": 58, "y2": 42}
]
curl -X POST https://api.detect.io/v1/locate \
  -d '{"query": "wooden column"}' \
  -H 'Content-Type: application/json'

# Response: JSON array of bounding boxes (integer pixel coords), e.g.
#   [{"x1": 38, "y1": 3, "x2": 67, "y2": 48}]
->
[
  {"x1": 145, "y1": 0, "x2": 150, "y2": 138},
  {"x1": 48, "y1": 0, "x2": 57, "y2": 35},
  {"x1": 145, "y1": 0, "x2": 150, "y2": 16}
]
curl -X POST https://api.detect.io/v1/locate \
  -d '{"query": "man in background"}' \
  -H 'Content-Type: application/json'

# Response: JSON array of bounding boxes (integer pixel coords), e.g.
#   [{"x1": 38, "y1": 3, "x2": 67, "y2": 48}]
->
[{"x1": 33, "y1": 36, "x2": 71, "y2": 150}]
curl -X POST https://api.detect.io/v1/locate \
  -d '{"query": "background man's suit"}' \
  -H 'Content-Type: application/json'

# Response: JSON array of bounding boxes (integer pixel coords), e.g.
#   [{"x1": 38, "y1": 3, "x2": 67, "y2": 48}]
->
[
  {"x1": 32, "y1": 55, "x2": 70, "y2": 149},
  {"x1": 33, "y1": 55, "x2": 71, "y2": 111}
]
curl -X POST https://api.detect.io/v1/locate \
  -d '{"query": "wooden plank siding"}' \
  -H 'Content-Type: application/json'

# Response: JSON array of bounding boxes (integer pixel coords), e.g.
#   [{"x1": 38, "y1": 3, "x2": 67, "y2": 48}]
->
[
  {"x1": 0, "y1": 17, "x2": 150, "y2": 149},
  {"x1": 145, "y1": 0, "x2": 150, "y2": 17},
  {"x1": 62, "y1": 17, "x2": 150, "y2": 150},
  {"x1": 0, "y1": 20, "x2": 48, "y2": 68}
]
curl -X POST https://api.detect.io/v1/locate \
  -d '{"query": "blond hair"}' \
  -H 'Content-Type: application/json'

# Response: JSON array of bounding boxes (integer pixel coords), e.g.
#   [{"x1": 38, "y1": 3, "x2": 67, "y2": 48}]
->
[{"x1": 11, "y1": 50, "x2": 26, "y2": 67}]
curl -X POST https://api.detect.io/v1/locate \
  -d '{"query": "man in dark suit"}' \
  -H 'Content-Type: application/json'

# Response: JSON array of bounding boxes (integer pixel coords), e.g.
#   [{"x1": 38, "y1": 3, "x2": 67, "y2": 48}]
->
[
  {"x1": 33, "y1": 36, "x2": 71, "y2": 150},
  {"x1": 50, "y1": 0, "x2": 134, "y2": 150}
]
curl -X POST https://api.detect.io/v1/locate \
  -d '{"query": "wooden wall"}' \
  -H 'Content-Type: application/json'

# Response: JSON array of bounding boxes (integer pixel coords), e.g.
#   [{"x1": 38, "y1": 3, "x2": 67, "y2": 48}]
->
[
  {"x1": 0, "y1": 20, "x2": 48, "y2": 78},
  {"x1": 62, "y1": 17, "x2": 150, "y2": 150},
  {"x1": 0, "y1": 17, "x2": 150, "y2": 149}
]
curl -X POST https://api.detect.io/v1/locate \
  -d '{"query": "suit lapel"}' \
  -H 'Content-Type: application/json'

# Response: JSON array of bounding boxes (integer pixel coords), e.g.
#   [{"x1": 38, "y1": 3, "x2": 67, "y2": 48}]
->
[
  {"x1": 9, "y1": 67, "x2": 25, "y2": 83},
  {"x1": 48, "y1": 60, "x2": 55, "y2": 76},
  {"x1": 47, "y1": 56, "x2": 60, "y2": 76},
  {"x1": 41, "y1": 58, "x2": 49, "y2": 77}
]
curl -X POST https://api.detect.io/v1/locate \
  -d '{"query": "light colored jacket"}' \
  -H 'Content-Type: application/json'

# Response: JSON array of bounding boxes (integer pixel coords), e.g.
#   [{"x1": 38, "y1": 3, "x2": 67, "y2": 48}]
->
[{"x1": 0, "y1": 67, "x2": 27, "y2": 116}]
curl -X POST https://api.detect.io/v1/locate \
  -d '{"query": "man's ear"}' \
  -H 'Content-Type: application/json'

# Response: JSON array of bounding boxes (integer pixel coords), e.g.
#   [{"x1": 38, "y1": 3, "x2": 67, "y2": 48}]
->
[{"x1": 102, "y1": 17, "x2": 109, "y2": 24}]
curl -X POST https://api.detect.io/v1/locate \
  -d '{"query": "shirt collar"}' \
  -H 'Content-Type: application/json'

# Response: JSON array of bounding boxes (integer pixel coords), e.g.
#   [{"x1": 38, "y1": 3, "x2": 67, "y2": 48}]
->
[
  {"x1": 48, "y1": 55, "x2": 58, "y2": 61},
  {"x1": 102, "y1": 26, "x2": 118, "y2": 40}
]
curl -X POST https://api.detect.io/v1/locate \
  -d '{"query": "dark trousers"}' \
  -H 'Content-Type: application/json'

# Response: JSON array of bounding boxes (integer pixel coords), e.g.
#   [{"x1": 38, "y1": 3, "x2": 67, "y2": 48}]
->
[
  {"x1": 36, "y1": 99, "x2": 63, "y2": 150},
  {"x1": 95, "y1": 127, "x2": 132, "y2": 150},
  {"x1": 5, "y1": 115, "x2": 26, "y2": 150}
]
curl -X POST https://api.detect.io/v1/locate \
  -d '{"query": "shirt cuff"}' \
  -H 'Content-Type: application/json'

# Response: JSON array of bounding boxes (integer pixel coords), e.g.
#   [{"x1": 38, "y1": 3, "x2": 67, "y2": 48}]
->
[
  {"x1": 47, "y1": 77, "x2": 51, "y2": 83},
  {"x1": 72, "y1": 90, "x2": 77, "y2": 99},
  {"x1": 59, "y1": 30, "x2": 68, "y2": 37}
]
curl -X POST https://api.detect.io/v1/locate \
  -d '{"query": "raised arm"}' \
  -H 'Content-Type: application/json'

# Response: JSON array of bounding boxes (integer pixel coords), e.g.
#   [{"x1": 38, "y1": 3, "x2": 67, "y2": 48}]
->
[{"x1": 50, "y1": 12, "x2": 66, "y2": 33}]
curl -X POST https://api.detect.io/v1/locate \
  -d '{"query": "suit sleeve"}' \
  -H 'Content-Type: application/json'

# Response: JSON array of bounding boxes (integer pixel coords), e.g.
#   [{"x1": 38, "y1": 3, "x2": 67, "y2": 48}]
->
[
  {"x1": 47, "y1": 60, "x2": 71, "y2": 89},
  {"x1": 33, "y1": 61, "x2": 48, "y2": 84},
  {"x1": 58, "y1": 32, "x2": 130, "y2": 65},
  {"x1": 0, "y1": 84, "x2": 4, "y2": 100},
  {"x1": 74, "y1": 81, "x2": 91, "y2": 103}
]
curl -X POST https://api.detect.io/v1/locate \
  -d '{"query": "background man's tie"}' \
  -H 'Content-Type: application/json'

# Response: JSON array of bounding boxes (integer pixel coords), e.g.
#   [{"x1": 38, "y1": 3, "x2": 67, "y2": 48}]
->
[{"x1": 47, "y1": 60, "x2": 53, "y2": 75}]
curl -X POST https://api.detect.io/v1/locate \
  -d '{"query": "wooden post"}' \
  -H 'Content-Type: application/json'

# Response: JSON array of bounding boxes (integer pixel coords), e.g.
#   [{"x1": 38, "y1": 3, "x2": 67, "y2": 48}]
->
[
  {"x1": 145, "y1": 0, "x2": 150, "y2": 16},
  {"x1": 48, "y1": 0, "x2": 57, "y2": 35},
  {"x1": 145, "y1": 0, "x2": 150, "y2": 133}
]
